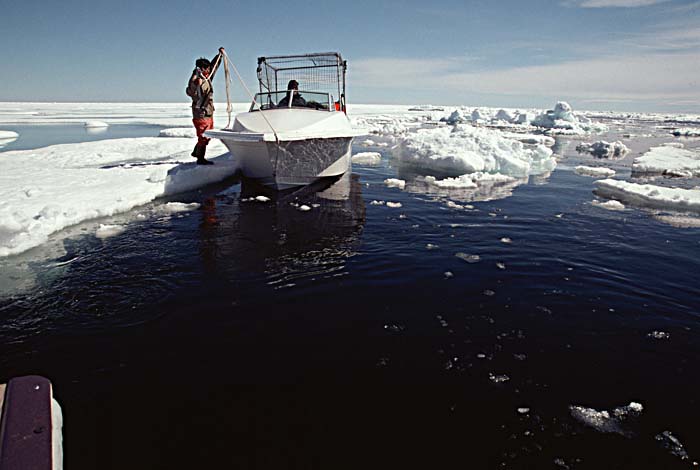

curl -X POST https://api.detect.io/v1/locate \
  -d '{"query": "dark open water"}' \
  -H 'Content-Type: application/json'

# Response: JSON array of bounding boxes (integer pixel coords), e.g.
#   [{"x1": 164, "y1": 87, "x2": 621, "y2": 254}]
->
[{"x1": 0, "y1": 122, "x2": 699, "y2": 469}]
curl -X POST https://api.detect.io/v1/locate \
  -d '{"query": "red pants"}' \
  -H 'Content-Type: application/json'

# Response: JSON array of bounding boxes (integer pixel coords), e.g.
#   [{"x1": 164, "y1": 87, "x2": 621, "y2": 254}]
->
[{"x1": 193, "y1": 118, "x2": 214, "y2": 146}]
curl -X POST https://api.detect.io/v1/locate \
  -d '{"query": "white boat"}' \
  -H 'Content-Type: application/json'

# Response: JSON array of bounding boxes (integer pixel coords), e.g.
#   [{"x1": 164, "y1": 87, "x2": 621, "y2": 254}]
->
[{"x1": 206, "y1": 52, "x2": 364, "y2": 189}]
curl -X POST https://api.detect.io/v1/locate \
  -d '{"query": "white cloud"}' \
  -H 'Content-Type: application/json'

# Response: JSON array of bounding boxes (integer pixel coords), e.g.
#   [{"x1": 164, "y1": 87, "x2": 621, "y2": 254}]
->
[{"x1": 353, "y1": 51, "x2": 700, "y2": 108}]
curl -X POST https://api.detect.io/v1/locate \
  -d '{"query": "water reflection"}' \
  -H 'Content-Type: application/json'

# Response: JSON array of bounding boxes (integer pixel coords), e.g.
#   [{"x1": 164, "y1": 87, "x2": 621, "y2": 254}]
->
[{"x1": 199, "y1": 173, "x2": 366, "y2": 288}]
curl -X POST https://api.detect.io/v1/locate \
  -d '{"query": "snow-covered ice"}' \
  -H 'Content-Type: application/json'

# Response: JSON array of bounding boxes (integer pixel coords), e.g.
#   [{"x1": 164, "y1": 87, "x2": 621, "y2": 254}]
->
[
  {"x1": 0, "y1": 130, "x2": 19, "y2": 140},
  {"x1": 351, "y1": 152, "x2": 382, "y2": 166},
  {"x1": 532, "y1": 102, "x2": 606, "y2": 135},
  {"x1": 592, "y1": 199, "x2": 625, "y2": 211},
  {"x1": 84, "y1": 121, "x2": 109, "y2": 128},
  {"x1": 384, "y1": 178, "x2": 406, "y2": 190},
  {"x1": 395, "y1": 125, "x2": 556, "y2": 178},
  {"x1": 95, "y1": 224, "x2": 126, "y2": 239},
  {"x1": 423, "y1": 172, "x2": 514, "y2": 189},
  {"x1": 594, "y1": 179, "x2": 700, "y2": 213},
  {"x1": 576, "y1": 141, "x2": 629, "y2": 158},
  {"x1": 159, "y1": 127, "x2": 197, "y2": 138},
  {"x1": 633, "y1": 145, "x2": 700, "y2": 177},
  {"x1": 569, "y1": 402, "x2": 643, "y2": 436},
  {"x1": 671, "y1": 128, "x2": 700, "y2": 137},
  {"x1": 0, "y1": 137, "x2": 233, "y2": 257},
  {"x1": 575, "y1": 165, "x2": 615, "y2": 178}
]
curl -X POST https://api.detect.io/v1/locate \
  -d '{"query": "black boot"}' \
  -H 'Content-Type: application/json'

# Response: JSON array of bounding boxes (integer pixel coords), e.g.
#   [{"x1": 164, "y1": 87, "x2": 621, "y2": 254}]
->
[{"x1": 194, "y1": 144, "x2": 214, "y2": 165}]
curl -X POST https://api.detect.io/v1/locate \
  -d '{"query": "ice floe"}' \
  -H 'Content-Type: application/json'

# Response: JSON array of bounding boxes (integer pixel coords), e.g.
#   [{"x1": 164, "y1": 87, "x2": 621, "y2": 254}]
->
[
  {"x1": 532, "y1": 102, "x2": 606, "y2": 135},
  {"x1": 671, "y1": 128, "x2": 700, "y2": 137},
  {"x1": 95, "y1": 223, "x2": 126, "y2": 239},
  {"x1": 384, "y1": 178, "x2": 406, "y2": 190},
  {"x1": 594, "y1": 179, "x2": 700, "y2": 213},
  {"x1": 351, "y1": 152, "x2": 382, "y2": 166},
  {"x1": 0, "y1": 130, "x2": 19, "y2": 140},
  {"x1": 423, "y1": 172, "x2": 514, "y2": 189},
  {"x1": 0, "y1": 137, "x2": 232, "y2": 257},
  {"x1": 159, "y1": 127, "x2": 197, "y2": 138},
  {"x1": 575, "y1": 166, "x2": 615, "y2": 178},
  {"x1": 569, "y1": 401, "x2": 643, "y2": 436},
  {"x1": 576, "y1": 140, "x2": 629, "y2": 158},
  {"x1": 591, "y1": 199, "x2": 625, "y2": 211},
  {"x1": 84, "y1": 121, "x2": 109, "y2": 128},
  {"x1": 386, "y1": 202, "x2": 402, "y2": 208},
  {"x1": 632, "y1": 145, "x2": 700, "y2": 177},
  {"x1": 396, "y1": 125, "x2": 556, "y2": 178}
]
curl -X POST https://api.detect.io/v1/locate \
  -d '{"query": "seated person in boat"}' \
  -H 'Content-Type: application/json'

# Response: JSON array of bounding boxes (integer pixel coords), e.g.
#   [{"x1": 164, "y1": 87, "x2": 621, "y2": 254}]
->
[{"x1": 277, "y1": 80, "x2": 307, "y2": 108}]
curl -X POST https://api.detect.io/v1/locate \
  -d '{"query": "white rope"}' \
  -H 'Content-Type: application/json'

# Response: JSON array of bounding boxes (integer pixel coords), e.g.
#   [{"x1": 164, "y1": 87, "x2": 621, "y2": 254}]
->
[
  {"x1": 223, "y1": 54, "x2": 233, "y2": 128},
  {"x1": 220, "y1": 50, "x2": 279, "y2": 142}
]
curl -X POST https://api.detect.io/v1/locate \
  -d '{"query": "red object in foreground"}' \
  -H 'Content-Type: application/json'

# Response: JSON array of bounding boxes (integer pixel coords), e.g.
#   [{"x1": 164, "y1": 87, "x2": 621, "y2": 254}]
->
[
  {"x1": 0, "y1": 376, "x2": 54, "y2": 470},
  {"x1": 193, "y1": 117, "x2": 214, "y2": 146}
]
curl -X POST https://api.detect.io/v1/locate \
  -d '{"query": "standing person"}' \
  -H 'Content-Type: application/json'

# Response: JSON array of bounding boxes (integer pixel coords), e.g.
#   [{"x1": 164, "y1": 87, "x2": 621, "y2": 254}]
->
[{"x1": 186, "y1": 47, "x2": 225, "y2": 165}]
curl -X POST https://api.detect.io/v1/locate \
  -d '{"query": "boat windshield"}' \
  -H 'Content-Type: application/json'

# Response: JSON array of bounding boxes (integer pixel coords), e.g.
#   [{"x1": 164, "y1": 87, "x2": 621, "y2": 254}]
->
[{"x1": 250, "y1": 91, "x2": 333, "y2": 112}]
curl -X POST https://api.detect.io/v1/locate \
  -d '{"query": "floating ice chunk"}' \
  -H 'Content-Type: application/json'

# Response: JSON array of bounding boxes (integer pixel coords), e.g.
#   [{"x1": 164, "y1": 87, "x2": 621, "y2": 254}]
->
[
  {"x1": 298, "y1": 204, "x2": 311, "y2": 211},
  {"x1": 500, "y1": 237, "x2": 512, "y2": 244},
  {"x1": 653, "y1": 214, "x2": 700, "y2": 228},
  {"x1": 255, "y1": 195, "x2": 270, "y2": 202},
  {"x1": 489, "y1": 373, "x2": 510, "y2": 383},
  {"x1": 483, "y1": 289, "x2": 495, "y2": 296},
  {"x1": 425, "y1": 243, "x2": 439, "y2": 250},
  {"x1": 370, "y1": 200, "x2": 385, "y2": 205},
  {"x1": 575, "y1": 165, "x2": 615, "y2": 178},
  {"x1": 84, "y1": 121, "x2": 109, "y2": 128},
  {"x1": 424, "y1": 172, "x2": 515, "y2": 189},
  {"x1": 591, "y1": 199, "x2": 625, "y2": 211},
  {"x1": 445, "y1": 200, "x2": 464, "y2": 209},
  {"x1": 594, "y1": 179, "x2": 700, "y2": 213},
  {"x1": 384, "y1": 178, "x2": 406, "y2": 189},
  {"x1": 159, "y1": 127, "x2": 196, "y2": 138},
  {"x1": 633, "y1": 145, "x2": 700, "y2": 177},
  {"x1": 0, "y1": 130, "x2": 19, "y2": 140},
  {"x1": 396, "y1": 125, "x2": 556, "y2": 178},
  {"x1": 576, "y1": 141, "x2": 629, "y2": 158},
  {"x1": 496, "y1": 262, "x2": 506, "y2": 270},
  {"x1": 444, "y1": 271, "x2": 453, "y2": 278},
  {"x1": 662, "y1": 142, "x2": 685, "y2": 148},
  {"x1": 655, "y1": 430, "x2": 693, "y2": 462},
  {"x1": 386, "y1": 201, "x2": 402, "y2": 208},
  {"x1": 671, "y1": 128, "x2": 700, "y2": 137},
  {"x1": 517, "y1": 407, "x2": 530, "y2": 415},
  {"x1": 360, "y1": 138, "x2": 376, "y2": 146},
  {"x1": 455, "y1": 252, "x2": 480, "y2": 263},
  {"x1": 532, "y1": 102, "x2": 606, "y2": 135},
  {"x1": 569, "y1": 402, "x2": 643, "y2": 436},
  {"x1": 157, "y1": 202, "x2": 201, "y2": 214},
  {"x1": 95, "y1": 224, "x2": 125, "y2": 239},
  {"x1": 351, "y1": 152, "x2": 382, "y2": 166},
  {"x1": 647, "y1": 330, "x2": 670, "y2": 340}
]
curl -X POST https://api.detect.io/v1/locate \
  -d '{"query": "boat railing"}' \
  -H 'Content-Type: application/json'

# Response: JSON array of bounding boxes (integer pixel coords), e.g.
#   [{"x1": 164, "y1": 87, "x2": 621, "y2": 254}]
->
[{"x1": 250, "y1": 91, "x2": 337, "y2": 112}]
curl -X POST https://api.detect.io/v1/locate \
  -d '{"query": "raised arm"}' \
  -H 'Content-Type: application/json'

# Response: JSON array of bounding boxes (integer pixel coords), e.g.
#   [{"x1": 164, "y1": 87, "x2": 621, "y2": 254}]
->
[{"x1": 209, "y1": 47, "x2": 225, "y2": 80}]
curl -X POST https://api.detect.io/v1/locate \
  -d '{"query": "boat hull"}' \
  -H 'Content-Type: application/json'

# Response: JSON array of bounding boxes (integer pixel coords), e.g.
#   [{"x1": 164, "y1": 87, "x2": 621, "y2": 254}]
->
[{"x1": 220, "y1": 136, "x2": 352, "y2": 189}]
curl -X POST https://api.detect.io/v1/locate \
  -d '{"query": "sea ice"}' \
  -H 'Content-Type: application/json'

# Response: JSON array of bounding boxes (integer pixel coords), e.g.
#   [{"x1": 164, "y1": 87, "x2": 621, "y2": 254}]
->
[
  {"x1": 156, "y1": 202, "x2": 201, "y2": 213},
  {"x1": 594, "y1": 179, "x2": 700, "y2": 213},
  {"x1": 255, "y1": 195, "x2": 270, "y2": 202},
  {"x1": 501, "y1": 132, "x2": 556, "y2": 147},
  {"x1": 159, "y1": 128, "x2": 197, "y2": 138},
  {"x1": 0, "y1": 137, "x2": 232, "y2": 257},
  {"x1": 384, "y1": 178, "x2": 406, "y2": 190},
  {"x1": 647, "y1": 330, "x2": 670, "y2": 340},
  {"x1": 351, "y1": 152, "x2": 382, "y2": 166},
  {"x1": 298, "y1": 205, "x2": 311, "y2": 211},
  {"x1": 633, "y1": 145, "x2": 700, "y2": 177},
  {"x1": 423, "y1": 172, "x2": 514, "y2": 189},
  {"x1": 386, "y1": 202, "x2": 402, "y2": 208},
  {"x1": 569, "y1": 401, "x2": 643, "y2": 436},
  {"x1": 576, "y1": 141, "x2": 629, "y2": 158},
  {"x1": 0, "y1": 130, "x2": 19, "y2": 140},
  {"x1": 95, "y1": 224, "x2": 126, "y2": 239},
  {"x1": 455, "y1": 252, "x2": 480, "y2": 263},
  {"x1": 84, "y1": 121, "x2": 109, "y2": 128},
  {"x1": 532, "y1": 102, "x2": 606, "y2": 135},
  {"x1": 575, "y1": 166, "x2": 615, "y2": 178},
  {"x1": 395, "y1": 125, "x2": 556, "y2": 178},
  {"x1": 655, "y1": 430, "x2": 694, "y2": 462},
  {"x1": 591, "y1": 199, "x2": 625, "y2": 211},
  {"x1": 671, "y1": 128, "x2": 700, "y2": 137}
]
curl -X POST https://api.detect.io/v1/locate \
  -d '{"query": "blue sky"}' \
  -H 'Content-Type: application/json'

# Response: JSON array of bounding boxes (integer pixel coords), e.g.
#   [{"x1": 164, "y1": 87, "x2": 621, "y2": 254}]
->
[{"x1": 1, "y1": 0, "x2": 698, "y2": 112}]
